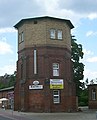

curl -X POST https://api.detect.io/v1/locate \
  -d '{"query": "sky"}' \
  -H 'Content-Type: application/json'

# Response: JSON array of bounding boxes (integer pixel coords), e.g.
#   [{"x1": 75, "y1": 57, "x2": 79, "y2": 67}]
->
[{"x1": 0, "y1": 0, "x2": 97, "y2": 83}]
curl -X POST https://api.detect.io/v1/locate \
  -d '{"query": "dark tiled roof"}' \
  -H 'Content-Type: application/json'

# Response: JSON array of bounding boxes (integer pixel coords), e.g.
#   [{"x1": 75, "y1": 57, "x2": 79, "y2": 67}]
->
[
  {"x1": 0, "y1": 86, "x2": 14, "y2": 92},
  {"x1": 14, "y1": 16, "x2": 74, "y2": 29}
]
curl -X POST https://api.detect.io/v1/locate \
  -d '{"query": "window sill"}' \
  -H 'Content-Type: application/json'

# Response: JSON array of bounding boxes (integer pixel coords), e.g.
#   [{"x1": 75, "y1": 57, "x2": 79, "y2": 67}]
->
[{"x1": 50, "y1": 38, "x2": 63, "y2": 41}]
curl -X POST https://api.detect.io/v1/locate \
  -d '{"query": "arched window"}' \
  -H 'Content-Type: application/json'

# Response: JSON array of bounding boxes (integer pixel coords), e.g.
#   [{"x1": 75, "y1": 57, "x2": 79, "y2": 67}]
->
[{"x1": 92, "y1": 88, "x2": 96, "y2": 100}]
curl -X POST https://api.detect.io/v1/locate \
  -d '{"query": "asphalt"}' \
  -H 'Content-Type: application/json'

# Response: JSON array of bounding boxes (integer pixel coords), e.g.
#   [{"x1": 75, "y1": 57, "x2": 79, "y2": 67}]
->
[{"x1": 0, "y1": 107, "x2": 97, "y2": 120}]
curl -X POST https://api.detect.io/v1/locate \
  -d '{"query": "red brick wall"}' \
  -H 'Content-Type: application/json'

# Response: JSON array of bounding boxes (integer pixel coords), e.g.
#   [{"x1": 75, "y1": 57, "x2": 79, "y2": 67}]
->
[
  {"x1": 0, "y1": 88, "x2": 14, "y2": 109},
  {"x1": 88, "y1": 85, "x2": 97, "y2": 109},
  {"x1": 14, "y1": 46, "x2": 76, "y2": 112}
]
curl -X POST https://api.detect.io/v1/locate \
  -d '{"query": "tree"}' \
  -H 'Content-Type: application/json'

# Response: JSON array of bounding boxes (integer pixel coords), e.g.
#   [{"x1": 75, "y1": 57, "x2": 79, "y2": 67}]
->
[
  {"x1": 0, "y1": 71, "x2": 16, "y2": 89},
  {"x1": 78, "y1": 88, "x2": 88, "y2": 106},
  {"x1": 71, "y1": 36, "x2": 84, "y2": 96},
  {"x1": 8, "y1": 74, "x2": 16, "y2": 87},
  {"x1": 90, "y1": 79, "x2": 94, "y2": 85}
]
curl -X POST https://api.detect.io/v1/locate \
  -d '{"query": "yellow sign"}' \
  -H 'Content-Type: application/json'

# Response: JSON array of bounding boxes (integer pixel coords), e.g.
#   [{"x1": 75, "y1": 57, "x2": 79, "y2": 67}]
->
[{"x1": 50, "y1": 79, "x2": 64, "y2": 89}]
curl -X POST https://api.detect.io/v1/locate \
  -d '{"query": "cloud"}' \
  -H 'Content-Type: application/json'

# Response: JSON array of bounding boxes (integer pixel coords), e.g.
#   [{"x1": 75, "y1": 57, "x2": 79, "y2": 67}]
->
[
  {"x1": 0, "y1": 64, "x2": 16, "y2": 76},
  {"x1": 83, "y1": 49, "x2": 94, "y2": 56},
  {"x1": 83, "y1": 49, "x2": 97, "y2": 63},
  {"x1": 86, "y1": 57, "x2": 97, "y2": 62},
  {"x1": 0, "y1": 38, "x2": 13, "y2": 55},
  {"x1": 88, "y1": 13, "x2": 97, "y2": 20},
  {"x1": 86, "y1": 31, "x2": 93, "y2": 37},
  {"x1": 0, "y1": 27, "x2": 16, "y2": 33},
  {"x1": 82, "y1": 49, "x2": 97, "y2": 82},
  {"x1": 0, "y1": 0, "x2": 44, "y2": 27},
  {"x1": 58, "y1": 0, "x2": 97, "y2": 14},
  {"x1": 86, "y1": 31, "x2": 97, "y2": 37},
  {"x1": 83, "y1": 49, "x2": 97, "y2": 81},
  {"x1": 0, "y1": 0, "x2": 97, "y2": 27},
  {"x1": 84, "y1": 68, "x2": 97, "y2": 81}
]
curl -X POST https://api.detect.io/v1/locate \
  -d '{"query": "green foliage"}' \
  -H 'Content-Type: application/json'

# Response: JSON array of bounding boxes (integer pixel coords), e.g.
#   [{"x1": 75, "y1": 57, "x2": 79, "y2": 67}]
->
[
  {"x1": 0, "y1": 72, "x2": 16, "y2": 89},
  {"x1": 78, "y1": 89, "x2": 88, "y2": 106},
  {"x1": 71, "y1": 36, "x2": 88, "y2": 106},
  {"x1": 71, "y1": 36, "x2": 84, "y2": 95},
  {"x1": 8, "y1": 74, "x2": 16, "y2": 87},
  {"x1": 0, "y1": 83, "x2": 5, "y2": 89}
]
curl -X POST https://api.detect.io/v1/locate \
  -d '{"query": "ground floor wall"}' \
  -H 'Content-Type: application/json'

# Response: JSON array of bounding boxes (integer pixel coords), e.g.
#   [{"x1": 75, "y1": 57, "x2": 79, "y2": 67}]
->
[
  {"x1": 0, "y1": 87, "x2": 14, "y2": 109},
  {"x1": 14, "y1": 79, "x2": 77, "y2": 112},
  {"x1": 89, "y1": 101, "x2": 97, "y2": 109},
  {"x1": 88, "y1": 84, "x2": 97, "y2": 109}
]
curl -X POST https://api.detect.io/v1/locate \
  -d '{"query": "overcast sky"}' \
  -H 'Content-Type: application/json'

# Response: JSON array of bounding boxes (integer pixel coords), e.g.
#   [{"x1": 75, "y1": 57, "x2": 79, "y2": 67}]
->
[
  {"x1": 0, "y1": 0, "x2": 97, "y2": 83},
  {"x1": 0, "y1": 0, "x2": 97, "y2": 27}
]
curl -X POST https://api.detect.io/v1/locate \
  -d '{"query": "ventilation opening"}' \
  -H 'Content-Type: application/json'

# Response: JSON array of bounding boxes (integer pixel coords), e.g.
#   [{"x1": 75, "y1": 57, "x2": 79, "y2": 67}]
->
[{"x1": 34, "y1": 20, "x2": 37, "y2": 24}]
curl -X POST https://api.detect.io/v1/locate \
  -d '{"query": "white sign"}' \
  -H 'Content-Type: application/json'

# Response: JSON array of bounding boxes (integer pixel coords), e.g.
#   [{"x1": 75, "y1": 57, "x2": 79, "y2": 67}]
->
[
  {"x1": 29, "y1": 85, "x2": 43, "y2": 90},
  {"x1": 33, "y1": 80, "x2": 39, "y2": 85},
  {"x1": 50, "y1": 79, "x2": 64, "y2": 89}
]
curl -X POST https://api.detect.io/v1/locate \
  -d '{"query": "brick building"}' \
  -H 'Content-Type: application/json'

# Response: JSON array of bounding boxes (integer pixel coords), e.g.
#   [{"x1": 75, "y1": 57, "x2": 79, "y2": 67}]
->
[
  {"x1": 0, "y1": 86, "x2": 14, "y2": 109},
  {"x1": 88, "y1": 84, "x2": 97, "y2": 109},
  {"x1": 14, "y1": 16, "x2": 76, "y2": 112}
]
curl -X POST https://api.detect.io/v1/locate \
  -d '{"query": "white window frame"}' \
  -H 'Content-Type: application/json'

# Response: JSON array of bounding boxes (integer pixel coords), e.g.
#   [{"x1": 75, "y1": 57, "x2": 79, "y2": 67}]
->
[
  {"x1": 34, "y1": 49, "x2": 37, "y2": 74},
  {"x1": 19, "y1": 32, "x2": 24, "y2": 43},
  {"x1": 19, "y1": 33, "x2": 21, "y2": 43},
  {"x1": 53, "y1": 63, "x2": 59, "y2": 76},
  {"x1": 92, "y1": 89, "x2": 96, "y2": 100},
  {"x1": 21, "y1": 32, "x2": 24, "y2": 42},
  {"x1": 57, "y1": 30, "x2": 62, "y2": 40},
  {"x1": 50, "y1": 29, "x2": 56, "y2": 39},
  {"x1": 53, "y1": 90, "x2": 60, "y2": 104}
]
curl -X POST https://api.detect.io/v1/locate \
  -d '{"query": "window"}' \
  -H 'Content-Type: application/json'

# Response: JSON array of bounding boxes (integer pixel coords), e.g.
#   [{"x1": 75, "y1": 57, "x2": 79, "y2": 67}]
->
[
  {"x1": 21, "y1": 64, "x2": 23, "y2": 79},
  {"x1": 53, "y1": 63, "x2": 59, "y2": 76},
  {"x1": 19, "y1": 32, "x2": 24, "y2": 43},
  {"x1": 21, "y1": 32, "x2": 24, "y2": 42},
  {"x1": 34, "y1": 49, "x2": 37, "y2": 74},
  {"x1": 57, "y1": 30, "x2": 62, "y2": 39},
  {"x1": 50, "y1": 29, "x2": 63, "y2": 40},
  {"x1": 34, "y1": 20, "x2": 37, "y2": 24},
  {"x1": 92, "y1": 89, "x2": 96, "y2": 100},
  {"x1": 19, "y1": 33, "x2": 21, "y2": 43},
  {"x1": 50, "y1": 29, "x2": 56, "y2": 39},
  {"x1": 53, "y1": 90, "x2": 60, "y2": 103}
]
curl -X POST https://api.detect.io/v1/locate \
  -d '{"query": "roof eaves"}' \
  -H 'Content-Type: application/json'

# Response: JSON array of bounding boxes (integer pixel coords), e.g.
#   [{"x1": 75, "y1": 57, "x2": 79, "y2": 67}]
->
[
  {"x1": 14, "y1": 16, "x2": 74, "y2": 29},
  {"x1": 0, "y1": 86, "x2": 14, "y2": 92}
]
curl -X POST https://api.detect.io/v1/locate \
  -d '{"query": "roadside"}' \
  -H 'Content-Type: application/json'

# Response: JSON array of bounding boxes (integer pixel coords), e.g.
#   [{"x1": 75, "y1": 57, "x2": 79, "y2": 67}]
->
[{"x1": 0, "y1": 107, "x2": 97, "y2": 120}]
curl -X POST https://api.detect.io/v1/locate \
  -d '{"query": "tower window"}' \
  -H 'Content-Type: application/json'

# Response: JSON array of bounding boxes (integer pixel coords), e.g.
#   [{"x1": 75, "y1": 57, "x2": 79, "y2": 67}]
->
[
  {"x1": 53, "y1": 63, "x2": 59, "y2": 76},
  {"x1": 57, "y1": 30, "x2": 62, "y2": 40},
  {"x1": 34, "y1": 49, "x2": 37, "y2": 74},
  {"x1": 53, "y1": 90, "x2": 60, "y2": 103},
  {"x1": 92, "y1": 89, "x2": 96, "y2": 100},
  {"x1": 34, "y1": 20, "x2": 37, "y2": 24},
  {"x1": 50, "y1": 29, "x2": 56, "y2": 39},
  {"x1": 21, "y1": 32, "x2": 24, "y2": 42},
  {"x1": 19, "y1": 32, "x2": 24, "y2": 43}
]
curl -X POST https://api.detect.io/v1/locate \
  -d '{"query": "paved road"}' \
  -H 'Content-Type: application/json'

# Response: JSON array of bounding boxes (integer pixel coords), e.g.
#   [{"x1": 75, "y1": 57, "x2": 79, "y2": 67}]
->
[
  {"x1": 0, "y1": 116, "x2": 12, "y2": 120},
  {"x1": 0, "y1": 107, "x2": 97, "y2": 120}
]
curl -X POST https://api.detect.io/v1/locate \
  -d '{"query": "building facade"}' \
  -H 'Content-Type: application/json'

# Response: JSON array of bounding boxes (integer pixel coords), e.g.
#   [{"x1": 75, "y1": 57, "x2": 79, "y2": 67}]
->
[
  {"x1": 14, "y1": 16, "x2": 76, "y2": 112},
  {"x1": 88, "y1": 84, "x2": 97, "y2": 109},
  {"x1": 0, "y1": 86, "x2": 14, "y2": 109}
]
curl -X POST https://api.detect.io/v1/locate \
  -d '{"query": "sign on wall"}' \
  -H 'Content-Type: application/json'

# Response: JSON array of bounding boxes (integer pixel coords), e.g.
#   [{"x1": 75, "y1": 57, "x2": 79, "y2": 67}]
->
[
  {"x1": 29, "y1": 80, "x2": 43, "y2": 90},
  {"x1": 50, "y1": 79, "x2": 64, "y2": 89},
  {"x1": 29, "y1": 85, "x2": 43, "y2": 89}
]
